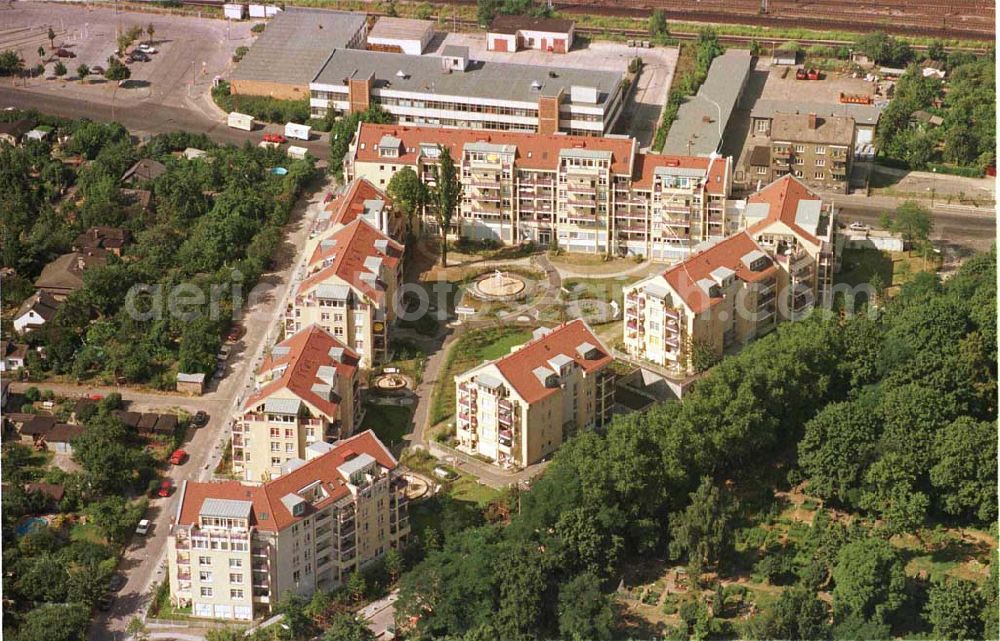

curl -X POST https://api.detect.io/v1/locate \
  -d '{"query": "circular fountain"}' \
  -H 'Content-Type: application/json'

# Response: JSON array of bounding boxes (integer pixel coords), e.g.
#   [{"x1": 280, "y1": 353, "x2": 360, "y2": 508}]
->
[{"x1": 470, "y1": 269, "x2": 529, "y2": 302}]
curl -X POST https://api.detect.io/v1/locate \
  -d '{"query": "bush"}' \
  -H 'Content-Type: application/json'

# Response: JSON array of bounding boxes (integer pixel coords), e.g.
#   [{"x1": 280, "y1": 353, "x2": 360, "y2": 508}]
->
[
  {"x1": 251, "y1": 23, "x2": 266, "y2": 33},
  {"x1": 232, "y1": 46, "x2": 249, "y2": 63},
  {"x1": 211, "y1": 81, "x2": 310, "y2": 124}
]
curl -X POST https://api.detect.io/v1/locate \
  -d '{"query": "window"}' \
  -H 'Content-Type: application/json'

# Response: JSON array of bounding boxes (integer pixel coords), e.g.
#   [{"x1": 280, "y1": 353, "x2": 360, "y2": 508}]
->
[
  {"x1": 293, "y1": 570, "x2": 301, "y2": 583},
  {"x1": 269, "y1": 427, "x2": 280, "y2": 437},
  {"x1": 754, "y1": 119, "x2": 769, "y2": 133},
  {"x1": 755, "y1": 166, "x2": 768, "y2": 175},
  {"x1": 199, "y1": 571, "x2": 213, "y2": 582},
  {"x1": 271, "y1": 442, "x2": 280, "y2": 452},
  {"x1": 231, "y1": 589, "x2": 244, "y2": 599},
  {"x1": 271, "y1": 457, "x2": 282, "y2": 466},
  {"x1": 229, "y1": 558, "x2": 242, "y2": 568},
  {"x1": 285, "y1": 429, "x2": 294, "y2": 438},
  {"x1": 306, "y1": 427, "x2": 315, "y2": 438},
  {"x1": 815, "y1": 146, "x2": 826, "y2": 155},
  {"x1": 285, "y1": 443, "x2": 295, "y2": 452},
  {"x1": 200, "y1": 587, "x2": 213, "y2": 598},
  {"x1": 815, "y1": 159, "x2": 825, "y2": 167},
  {"x1": 230, "y1": 573, "x2": 244, "y2": 584},
  {"x1": 814, "y1": 172, "x2": 825, "y2": 179},
  {"x1": 199, "y1": 556, "x2": 212, "y2": 565},
  {"x1": 793, "y1": 144, "x2": 805, "y2": 153}
]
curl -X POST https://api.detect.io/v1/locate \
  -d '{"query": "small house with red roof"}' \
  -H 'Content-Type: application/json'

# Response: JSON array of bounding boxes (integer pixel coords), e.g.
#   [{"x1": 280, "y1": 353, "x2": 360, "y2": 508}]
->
[
  {"x1": 453, "y1": 320, "x2": 614, "y2": 467},
  {"x1": 234, "y1": 325, "x2": 362, "y2": 482},
  {"x1": 167, "y1": 430, "x2": 408, "y2": 621}
]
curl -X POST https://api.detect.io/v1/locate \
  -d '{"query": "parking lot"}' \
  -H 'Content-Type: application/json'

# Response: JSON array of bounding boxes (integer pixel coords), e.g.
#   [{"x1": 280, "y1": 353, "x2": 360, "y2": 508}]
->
[
  {"x1": 431, "y1": 32, "x2": 677, "y2": 147},
  {"x1": 0, "y1": 3, "x2": 250, "y2": 110}
]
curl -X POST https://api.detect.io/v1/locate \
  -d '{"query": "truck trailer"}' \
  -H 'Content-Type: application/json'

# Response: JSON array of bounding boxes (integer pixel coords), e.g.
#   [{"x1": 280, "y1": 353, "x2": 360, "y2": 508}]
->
[
  {"x1": 284, "y1": 122, "x2": 311, "y2": 141},
  {"x1": 227, "y1": 112, "x2": 254, "y2": 131}
]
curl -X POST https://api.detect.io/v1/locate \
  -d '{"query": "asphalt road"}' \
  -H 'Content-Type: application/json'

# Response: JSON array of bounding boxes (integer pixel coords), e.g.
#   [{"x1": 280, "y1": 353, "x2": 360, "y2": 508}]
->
[
  {"x1": 837, "y1": 202, "x2": 996, "y2": 254},
  {"x1": 0, "y1": 84, "x2": 331, "y2": 158}
]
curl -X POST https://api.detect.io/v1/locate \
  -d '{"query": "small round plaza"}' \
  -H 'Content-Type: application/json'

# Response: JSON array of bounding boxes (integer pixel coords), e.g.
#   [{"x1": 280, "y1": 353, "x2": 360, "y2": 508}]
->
[{"x1": 470, "y1": 269, "x2": 528, "y2": 302}]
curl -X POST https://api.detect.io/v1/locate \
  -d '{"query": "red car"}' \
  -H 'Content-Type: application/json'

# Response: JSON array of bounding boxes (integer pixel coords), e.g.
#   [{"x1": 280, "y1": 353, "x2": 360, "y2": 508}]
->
[
  {"x1": 88, "y1": 393, "x2": 104, "y2": 401},
  {"x1": 157, "y1": 480, "x2": 173, "y2": 497},
  {"x1": 169, "y1": 449, "x2": 187, "y2": 465},
  {"x1": 263, "y1": 133, "x2": 287, "y2": 144}
]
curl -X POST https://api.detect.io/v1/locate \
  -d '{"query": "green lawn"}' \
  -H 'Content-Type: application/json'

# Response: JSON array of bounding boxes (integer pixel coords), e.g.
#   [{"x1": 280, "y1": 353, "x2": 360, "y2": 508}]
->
[
  {"x1": 564, "y1": 276, "x2": 641, "y2": 305},
  {"x1": 430, "y1": 326, "x2": 534, "y2": 425},
  {"x1": 836, "y1": 248, "x2": 942, "y2": 296},
  {"x1": 70, "y1": 521, "x2": 105, "y2": 545},
  {"x1": 361, "y1": 404, "x2": 413, "y2": 449}
]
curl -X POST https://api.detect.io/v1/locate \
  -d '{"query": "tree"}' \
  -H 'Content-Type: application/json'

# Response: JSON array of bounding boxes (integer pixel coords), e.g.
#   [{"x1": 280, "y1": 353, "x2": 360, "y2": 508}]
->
[
  {"x1": 13, "y1": 602, "x2": 91, "y2": 641},
  {"x1": 477, "y1": 0, "x2": 500, "y2": 25},
  {"x1": 347, "y1": 570, "x2": 366, "y2": 602},
  {"x1": 105, "y1": 56, "x2": 130, "y2": 82},
  {"x1": 983, "y1": 552, "x2": 999, "y2": 640},
  {"x1": 832, "y1": 538, "x2": 906, "y2": 625},
  {"x1": 798, "y1": 400, "x2": 880, "y2": 504},
  {"x1": 649, "y1": 9, "x2": 668, "y2": 37},
  {"x1": 0, "y1": 49, "x2": 24, "y2": 76},
  {"x1": 53, "y1": 60, "x2": 66, "y2": 77},
  {"x1": 146, "y1": 22, "x2": 155, "y2": 44},
  {"x1": 759, "y1": 585, "x2": 830, "y2": 640},
  {"x1": 86, "y1": 496, "x2": 146, "y2": 547},
  {"x1": 927, "y1": 39, "x2": 946, "y2": 61},
  {"x1": 384, "y1": 548, "x2": 403, "y2": 583},
  {"x1": 429, "y1": 145, "x2": 462, "y2": 267},
  {"x1": 323, "y1": 613, "x2": 376, "y2": 641},
  {"x1": 930, "y1": 416, "x2": 997, "y2": 522},
  {"x1": 557, "y1": 571, "x2": 615, "y2": 641},
  {"x1": 386, "y1": 166, "x2": 426, "y2": 238},
  {"x1": 880, "y1": 200, "x2": 932, "y2": 246},
  {"x1": 272, "y1": 591, "x2": 316, "y2": 640},
  {"x1": 855, "y1": 31, "x2": 911, "y2": 66},
  {"x1": 668, "y1": 476, "x2": 738, "y2": 574},
  {"x1": 76, "y1": 63, "x2": 89, "y2": 80},
  {"x1": 924, "y1": 578, "x2": 985, "y2": 640},
  {"x1": 48, "y1": 26, "x2": 56, "y2": 50},
  {"x1": 38, "y1": 46, "x2": 45, "y2": 60}
]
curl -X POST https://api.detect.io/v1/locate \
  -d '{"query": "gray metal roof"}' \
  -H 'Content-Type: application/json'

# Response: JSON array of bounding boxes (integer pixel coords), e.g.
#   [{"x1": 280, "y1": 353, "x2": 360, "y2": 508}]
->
[
  {"x1": 664, "y1": 50, "x2": 752, "y2": 157},
  {"x1": 312, "y1": 48, "x2": 621, "y2": 107},
  {"x1": 338, "y1": 452, "x2": 376, "y2": 480},
  {"x1": 264, "y1": 398, "x2": 303, "y2": 414},
  {"x1": 315, "y1": 283, "x2": 350, "y2": 299},
  {"x1": 744, "y1": 202, "x2": 771, "y2": 220},
  {"x1": 795, "y1": 199, "x2": 823, "y2": 234},
  {"x1": 200, "y1": 498, "x2": 253, "y2": 519},
  {"x1": 751, "y1": 99, "x2": 881, "y2": 126},
  {"x1": 643, "y1": 279, "x2": 671, "y2": 299},
  {"x1": 740, "y1": 249, "x2": 768, "y2": 268},
  {"x1": 710, "y1": 266, "x2": 736, "y2": 282},
  {"x1": 476, "y1": 372, "x2": 505, "y2": 390},
  {"x1": 560, "y1": 148, "x2": 613, "y2": 160},
  {"x1": 575, "y1": 341, "x2": 596, "y2": 358},
  {"x1": 442, "y1": 45, "x2": 469, "y2": 59},
  {"x1": 532, "y1": 366, "x2": 554, "y2": 385},
  {"x1": 654, "y1": 165, "x2": 706, "y2": 179},
  {"x1": 548, "y1": 353, "x2": 574, "y2": 370},
  {"x1": 232, "y1": 8, "x2": 368, "y2": 86}
]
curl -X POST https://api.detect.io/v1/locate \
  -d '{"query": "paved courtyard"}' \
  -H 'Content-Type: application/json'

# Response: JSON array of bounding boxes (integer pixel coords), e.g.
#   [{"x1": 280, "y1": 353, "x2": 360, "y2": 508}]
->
[
  {"x1": 0, "y1": 2, "x2": 250, "y2": 113},
  {"x1": 431, "y1": 32, "x2": 677, "y2": 148}
]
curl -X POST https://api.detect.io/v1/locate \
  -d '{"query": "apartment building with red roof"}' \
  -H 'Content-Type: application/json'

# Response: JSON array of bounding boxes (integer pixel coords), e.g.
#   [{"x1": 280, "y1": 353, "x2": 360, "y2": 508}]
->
[
  {"x1": 168, "y1": 430, "x2": 409, "y2": 621},
  {"x1": 345, "y1": 123, "x2": 735, "y2": 259},
  {"x1": 314, "y1": 178, "x2": 405, "y2": 242},
  {"x1": 233, "y1": 325, "x2": 362, "y2": 482},
  {"x1": 286, "y1": 217, "x2": 404, "y2": 369},
  {"x1": 623, "y1": 175, "x2": 836, "y2": 373},
  {"x1": 453, "y1": 320, "x2": 614, "y2": 467}
]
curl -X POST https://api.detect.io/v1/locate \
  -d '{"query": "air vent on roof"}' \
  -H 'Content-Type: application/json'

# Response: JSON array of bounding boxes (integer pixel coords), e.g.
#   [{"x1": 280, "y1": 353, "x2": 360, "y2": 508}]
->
[
  {"x1": 531, "y1": 80, "x2": 542, "y2": 90},
  {"x1": 548, "y1": 71, "x2": 558, "y2": 78},
  {"x1": 396, "y1": 70, "x2": 408, "y2": 79}
]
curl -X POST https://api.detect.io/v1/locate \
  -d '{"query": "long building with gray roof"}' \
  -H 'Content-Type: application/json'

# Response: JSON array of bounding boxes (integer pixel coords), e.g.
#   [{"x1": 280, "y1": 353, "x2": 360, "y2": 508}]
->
[
  {"x1": 309, "y1": 47, "x2": 624, "y2": 135},
  {"x1": 664, "y1": 50, "x2": 753, "y2": 157},
  {"x1": 230, "y1": 7, "x2": 368, "y2": 99}
]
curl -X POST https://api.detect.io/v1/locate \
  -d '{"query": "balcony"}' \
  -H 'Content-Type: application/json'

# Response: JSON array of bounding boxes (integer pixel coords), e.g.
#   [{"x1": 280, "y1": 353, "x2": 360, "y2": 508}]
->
[
  {"x1": 177, "y1": 570, "x2": 191, "y2": 581},
  {"x1": 663, "y1": 308, "x2": 679, "y2": 320}
]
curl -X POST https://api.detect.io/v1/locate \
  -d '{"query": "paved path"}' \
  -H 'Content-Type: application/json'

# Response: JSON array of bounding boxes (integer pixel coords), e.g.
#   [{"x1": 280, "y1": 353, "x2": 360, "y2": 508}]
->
[{"x1": 69, "y1": 173, "x2": 337, "y2": 641}]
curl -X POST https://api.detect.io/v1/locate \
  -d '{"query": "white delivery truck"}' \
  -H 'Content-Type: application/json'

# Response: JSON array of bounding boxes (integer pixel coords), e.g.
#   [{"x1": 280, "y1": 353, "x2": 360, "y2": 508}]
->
[
  {"x1": 228, "y1": 112, "x2": 254, "y2": 131},
  {"x1": 287, "y1": 145, "x2": 308, "y2": 160},
  {"x1": 284, "y1": 122, "x2": 311, "y2": 141}
]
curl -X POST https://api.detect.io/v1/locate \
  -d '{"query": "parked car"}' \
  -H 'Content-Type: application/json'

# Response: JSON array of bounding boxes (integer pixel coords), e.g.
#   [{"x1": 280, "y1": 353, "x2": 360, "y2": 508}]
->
[
  {"x1": 135, "y1": 519, "x2": 151, "y2": 535},
  {"x1": 109, "y1": 574, "x2": 127, "y2": 592},
  {"x1": 91, "y1": 65, "x2": 105, "y2": 75},
  {"x1": 137, "y1": 43, "x2": 157, "y2": 54},
  {"x1": 169, "y1": 449, "x2": 187, "y2": 465},
  {"x1": 131, "y1": 51, "x2": 150, "y2": 62},
  {"x1": 157, "y1": 480, "x2": 174, "y2": 497},
  {"x1": 124, "y1": 56, "x2": 134, "y2": 64},
  {"x1": 55, "y1": 48, "x2": 76, "y2": 58},
  {"x1": 226, "y1": 323, "x2": 246, "y2": 343},
  {"x1": 849, "y1": 221, "x2": 869, "y2": 231},
  {"x1": 88, "y1": 393, "x2": 103, "y2": 401},
  {"x1": 192, "y1": 410, "x2": 209, "y2": 427},
  {"x1": 263, "y1": 133, "x2": 287, "y2": 144}
]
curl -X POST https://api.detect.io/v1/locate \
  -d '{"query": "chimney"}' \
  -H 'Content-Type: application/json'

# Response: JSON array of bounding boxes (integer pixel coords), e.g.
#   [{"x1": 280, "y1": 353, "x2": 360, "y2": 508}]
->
[{"x1": 808, "y1": 113, "x2": 818, "y2": 129}]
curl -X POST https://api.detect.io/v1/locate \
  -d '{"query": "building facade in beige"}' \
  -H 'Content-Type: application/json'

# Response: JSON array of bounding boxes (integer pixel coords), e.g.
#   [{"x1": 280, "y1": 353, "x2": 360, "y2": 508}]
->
[
  {"x1": 168, "y1": 431, "x2": 409, "y2": 621},
  {"x1": 767, "y1": 113, "x2": 855, "y2": 194},
  {"x1": 233, "y1": 325, "x2": 362, "y2": 482},
  {"x1": 286, "y1": 218, "x2": 404, "y2": 369},
  {"x1": 623, "y1": 175, "x2": 836, "y2": 373},
  {"x1": 345, "y1": 123, "x2": 734, "y2": 260},
  {"x1": 453, "y1": 320, "x2": 614, "y2": 467}
]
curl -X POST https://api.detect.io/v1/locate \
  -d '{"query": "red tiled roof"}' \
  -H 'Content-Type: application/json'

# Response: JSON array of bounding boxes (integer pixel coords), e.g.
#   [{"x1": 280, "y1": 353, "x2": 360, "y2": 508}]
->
[
  {"x1": 631, "y1": 153, "x2": 729, "y2": 195},
  {"x1": 492, "y1": 320, "x2": 611, "y2": 404},
  {"x1": 301, "y1": 218, "x2": 403, "y2": 303},
  {"x1": 355, "y1": 123, "x2": 637, "y2": 176},
  {"x1": 662, "y1": 232, "x2": 777, "y2": 315},
  {"x1": 325, "y1": 178, "x2": 393, "y2": 228},
  {"x1": 243, "y1": 325, "x2": 359, "y2": 419},
  {"x1": 176, "y1": 431, "x2": 397, "y2": 532},
  {"x1": 746, "y1": 175, "x2": 821, "y2": 245}
]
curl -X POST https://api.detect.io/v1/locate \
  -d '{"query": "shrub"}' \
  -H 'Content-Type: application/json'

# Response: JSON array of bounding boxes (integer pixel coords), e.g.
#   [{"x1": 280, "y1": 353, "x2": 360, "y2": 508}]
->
[
  {"x1": 232, "y1": 46, "x2": 249, "y2": 63},
  {"x1": 251, "y1": 23, "x2": 266, "y2": 33}
]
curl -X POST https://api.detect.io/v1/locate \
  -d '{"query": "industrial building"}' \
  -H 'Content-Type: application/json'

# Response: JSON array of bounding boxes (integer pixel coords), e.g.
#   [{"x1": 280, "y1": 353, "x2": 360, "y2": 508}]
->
[
  {"x1": 367, "y1": 17, "x2": 435, "y2": 55},
  {"x1": 309, "y1": 47, "x2": 624, "y2": 136},
  {"x1": 663, "y1": 50, "x2": 753, "y2": 157},
  {"x1": 230, "y1": 7, "x2": 368, "y2": 99},
  {"x1": 487, "y1": 15, "x2": 575, "y2": 53}
]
